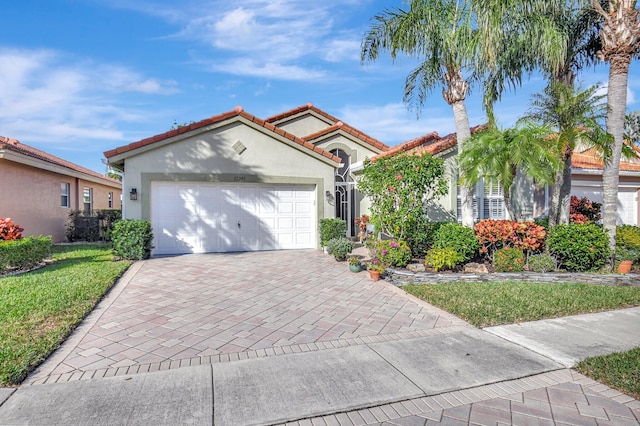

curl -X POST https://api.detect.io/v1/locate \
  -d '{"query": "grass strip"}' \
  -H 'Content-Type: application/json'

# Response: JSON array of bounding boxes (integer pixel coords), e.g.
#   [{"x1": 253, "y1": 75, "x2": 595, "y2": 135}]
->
[
  {"x1": 0, "y1": 244, "x2": 131, "y2": 386},
  {"x1": 402, "y1": 281, "x2": 640, "y2": 328},
  {"x1": 576, "y1": 347, "x2": 640, "y2": 400}
]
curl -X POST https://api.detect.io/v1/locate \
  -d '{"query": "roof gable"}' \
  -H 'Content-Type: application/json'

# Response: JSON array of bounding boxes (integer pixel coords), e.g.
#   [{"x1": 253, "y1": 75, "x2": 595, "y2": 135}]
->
[
  {"x1": 0, "y1": 136, "x2": 120, "y2": 184},
  {"x1": 104, "y1": 106, "x2": 341, "y2": 164},
  {"x1": 266, "y1": 103, "x2": 389, "y2": 152}
]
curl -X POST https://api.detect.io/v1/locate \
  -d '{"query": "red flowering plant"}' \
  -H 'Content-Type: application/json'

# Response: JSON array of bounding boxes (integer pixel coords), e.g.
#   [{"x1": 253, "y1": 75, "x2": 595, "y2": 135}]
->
[
  {"x1": 0, "y1": 218, "x2": 24, "y2": 240},
  {"x1": 354, "y1": 215, "x2": 370, "y2": 241},
  {"x1": 474, "y1": 219, "x2": 545, "y2": 260},
  {"x1": 569, "y1": 196, "x2": 601, "y2": 224}
]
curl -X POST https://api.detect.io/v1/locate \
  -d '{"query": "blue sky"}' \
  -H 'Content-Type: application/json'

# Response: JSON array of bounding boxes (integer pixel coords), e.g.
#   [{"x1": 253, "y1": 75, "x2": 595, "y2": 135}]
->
[{"x1": 1, "y1": 0, "x2": 637, "y2": 174}]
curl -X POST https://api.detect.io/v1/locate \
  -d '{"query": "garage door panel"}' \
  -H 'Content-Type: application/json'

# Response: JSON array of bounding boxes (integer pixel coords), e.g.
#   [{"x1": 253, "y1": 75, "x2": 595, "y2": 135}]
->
[{"x1": 151, "y1": 182, "x2": 316, "y2": 254}]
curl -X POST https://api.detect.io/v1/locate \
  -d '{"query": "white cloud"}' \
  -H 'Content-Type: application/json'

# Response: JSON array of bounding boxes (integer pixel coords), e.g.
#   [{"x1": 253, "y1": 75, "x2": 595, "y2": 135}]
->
[
  {"x1": 148, "y1": 0, "x2": 361, "y2": 80},
  {"x1": 338, "y1": 103, "x2": 459, "y2": 145},
  {"x1": 0, "y1": 48, "x2": 176, "y2": 144},
  {"x1": 210, "y1": 58, "x2": 326, "y2": 81}
]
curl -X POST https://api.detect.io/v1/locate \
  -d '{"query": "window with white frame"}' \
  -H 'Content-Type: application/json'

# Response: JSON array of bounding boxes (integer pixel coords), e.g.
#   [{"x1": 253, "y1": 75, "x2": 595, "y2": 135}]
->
[
  {"x1": 83, "y1": 188, "x2": 93, "y2": 213},
  {"x1": 61, "y1": 183, "x2": 70, "y2": 208},
  {"x1": 457, "y1": 178, "x2": 505, "y2": 221}
]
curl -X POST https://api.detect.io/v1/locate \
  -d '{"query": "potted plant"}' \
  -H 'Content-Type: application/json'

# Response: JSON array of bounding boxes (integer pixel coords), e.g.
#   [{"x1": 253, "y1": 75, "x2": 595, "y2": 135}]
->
[
  {"x1": 616, "y1": 248, "x2": 637, "y2": 274},
  {"x1": 348, "y1": 256, "x2": 362, "y2": 272},
  {"x1": 366, "y1": 259, "x2": 386, "y2": 281}
]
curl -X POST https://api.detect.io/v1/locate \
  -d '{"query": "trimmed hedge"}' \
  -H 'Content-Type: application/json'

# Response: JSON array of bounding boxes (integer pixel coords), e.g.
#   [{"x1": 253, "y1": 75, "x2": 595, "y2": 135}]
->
[
  {"x1": 547, "y1": 224, "x2": 610, "y2": 272},
  {"x1": 0, "y1": 236, "x2": 52, "y2": 271},
  {"x1": 112, "y1": 220, "x2": 154, "y2": 260},
  {"x1": 319, "y1": 219, "x2": 347, "y2": 246}
]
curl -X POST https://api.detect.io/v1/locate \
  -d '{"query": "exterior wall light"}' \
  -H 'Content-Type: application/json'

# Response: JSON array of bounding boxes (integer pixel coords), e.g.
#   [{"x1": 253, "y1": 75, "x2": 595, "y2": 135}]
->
[{"x1": 130, "y1": 188, "x2": 138, "y2": 201}]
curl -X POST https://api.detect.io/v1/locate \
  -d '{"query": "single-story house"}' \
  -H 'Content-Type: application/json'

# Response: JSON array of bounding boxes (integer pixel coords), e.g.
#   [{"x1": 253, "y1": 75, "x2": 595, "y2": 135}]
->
[
  {"x1": 104, "y1": 104, "x2": 388, "y2": 255},
  {"x1": 1, "y1": 136, "x2": 122, "y2": 242},
  {"x1": 384, "y1": 133, "x2": 640, "y2": 226},
  {"x1": 105, "y1": 103, "x2": 640, "y2": 256}
]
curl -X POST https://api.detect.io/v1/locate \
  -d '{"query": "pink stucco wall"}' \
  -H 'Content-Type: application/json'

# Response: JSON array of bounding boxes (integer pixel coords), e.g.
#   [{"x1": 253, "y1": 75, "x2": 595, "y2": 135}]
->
[{"x1": 1, "y1": 161, "x2": 122, "y2": 242}]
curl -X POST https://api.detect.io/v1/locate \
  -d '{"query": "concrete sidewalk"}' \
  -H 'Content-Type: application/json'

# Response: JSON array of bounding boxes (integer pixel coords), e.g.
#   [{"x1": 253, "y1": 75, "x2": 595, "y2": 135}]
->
[{"x1": 1, "y1": 313, "x2": 639, "y2": 425}]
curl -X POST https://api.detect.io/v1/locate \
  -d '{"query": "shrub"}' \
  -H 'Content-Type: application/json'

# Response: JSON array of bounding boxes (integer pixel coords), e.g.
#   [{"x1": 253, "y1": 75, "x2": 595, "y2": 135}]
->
[
  {"x1": 0, "y1": 218, "x2": 24, "y2": 240},
  {"x1": 319, "y1": 219, "x2": 347, "y2": 246},
  {"x1": 375, "y1": 239, "x2": 412, "y2": 267},
  {"x1": 494, "y1": 247, "x2": 525, "y2": 272},
  {"x1": 570, "y1": 195, "x2": 601, "y2": 223},
  {"x1": 616, "y1": 225, "x2": 640, "y2": 250},
  {"x1": 112, "y1": 220, "x2": 154, "y2": 260},
  {"x1": 326, "y1": 237, "x2": 354, "y2": 261},
  {"x1": 534, "y1": 216, "x2": 549, "y2": 230},
  {"x1": 0, "y1": 236, "x2": 52, "y2": 270},
  {"x1": 528, "y1": 253, "x2": 556, "y2": 273},
  {"x1": 425, "y1": 247, "x2": 459, "y2": 272},
  {"x1": 547, "y1": 223, "x2": 611, "y2": 272},
  {"x1": 405, "y1": 220, "x2": 446, "y2": 258},
  {"x1": 432, "y1": 223, "x2": 479, "y2": 263},
  {"x1": 358, "y1": 152, "x2": 448, "y2": 241},
  {"x1": 474, "y1": 219, "x2": 546, "y2": 258}
]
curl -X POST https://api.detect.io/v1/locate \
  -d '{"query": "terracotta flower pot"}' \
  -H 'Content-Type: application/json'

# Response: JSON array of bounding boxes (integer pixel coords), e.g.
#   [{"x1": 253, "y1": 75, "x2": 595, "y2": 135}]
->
[
  {"x1": 369, "y1": 270, "x2": 381, "y2": 281},
  {"x1": 618, "y1": 260, "x2": 633, "y2": 274}
]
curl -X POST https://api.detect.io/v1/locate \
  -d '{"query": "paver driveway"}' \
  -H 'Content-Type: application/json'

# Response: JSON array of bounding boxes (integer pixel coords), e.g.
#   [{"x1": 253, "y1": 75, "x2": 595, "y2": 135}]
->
[{"x1": 28, "y1": 250, "x2": 469, "y2": 385}]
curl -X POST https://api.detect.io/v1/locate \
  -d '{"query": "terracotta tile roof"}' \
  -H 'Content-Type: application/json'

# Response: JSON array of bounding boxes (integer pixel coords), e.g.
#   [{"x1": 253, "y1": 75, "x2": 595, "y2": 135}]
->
[
  {"x1": 265, "y1": 102, "x2": 341, "y2": 126},
  {"x1": 375, "y1": 124, "x2": 488, "y2": 160},
  {"x1": 373, "y1": 132, "x2": 439, "y2": 160},
  {"x1": 304, "y1": 121, "x2": 390, "y2": 151},
  {"x1": 103, "y1": 106, "x2": 341, "y2": 164},
  {"x1": 572, "y1": 150, "x2": 640, "y2": 172},
  {"x1": 0, "y1": 136, "x2": 121, "y2": 184},
  {"x1": 265, "y1": 103, "x2": 389, "y2": 152}
]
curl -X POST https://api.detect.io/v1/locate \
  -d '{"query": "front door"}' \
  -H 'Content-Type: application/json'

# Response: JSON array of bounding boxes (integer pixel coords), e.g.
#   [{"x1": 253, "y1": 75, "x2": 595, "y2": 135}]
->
[{"x1": 331, "y1": 149, "x2": 357, "y2": 237}]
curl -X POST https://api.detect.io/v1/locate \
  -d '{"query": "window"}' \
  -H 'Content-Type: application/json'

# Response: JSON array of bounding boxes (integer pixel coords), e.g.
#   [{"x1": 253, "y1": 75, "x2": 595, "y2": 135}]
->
[
  {"x1": 457, "y1": 178, "x2": 505, "y2": 221},
  {"x1": 108, "y1": 192, "x2": 113, "y2": 208},
  {"x1": 61, "y1": 183, "x2": 70, "y2": 207},
  {"x1": 83, "y1": 188, "x2": 93, "y2": 213}
]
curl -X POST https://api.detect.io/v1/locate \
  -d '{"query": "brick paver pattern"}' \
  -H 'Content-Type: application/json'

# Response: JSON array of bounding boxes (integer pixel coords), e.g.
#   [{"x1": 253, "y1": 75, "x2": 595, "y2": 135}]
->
[
  {"x1": 32, "y1": 250, "x2": 468, "y2": 382},
  {"x1": 290, "y1": 370, "x2": 640, "y2": 426}
]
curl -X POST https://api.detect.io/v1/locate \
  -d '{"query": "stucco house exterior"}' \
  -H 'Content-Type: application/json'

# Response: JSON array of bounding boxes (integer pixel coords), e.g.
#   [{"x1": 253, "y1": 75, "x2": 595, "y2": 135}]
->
[
  {"x1": 383, "y1": 132, "x2": 640, "y2": 226},
  {"x1": 105, "y1": 102, "x2": 640, "y2": 256},
  {"x1": 1, "y1": 136, "x2": 122, "y2": 242},
  {"x1": 104, "y1": 104, "x2": 388, "y2": 255}
]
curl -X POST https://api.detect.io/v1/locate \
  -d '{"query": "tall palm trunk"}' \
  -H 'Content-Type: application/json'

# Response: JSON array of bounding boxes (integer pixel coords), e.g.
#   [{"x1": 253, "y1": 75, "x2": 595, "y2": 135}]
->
[
  {"x1": 603, "y1": 65, "x2": 629, "y2": 260},
  {"x1": 548, "y1": 154, "x2": 573, "y2": 227},
  {"x1": 594, "y1": 0, "x2": 640, "y2": 266},
  {"x1": 452, "y1": 100, "x2": 474, "y2": 227}
]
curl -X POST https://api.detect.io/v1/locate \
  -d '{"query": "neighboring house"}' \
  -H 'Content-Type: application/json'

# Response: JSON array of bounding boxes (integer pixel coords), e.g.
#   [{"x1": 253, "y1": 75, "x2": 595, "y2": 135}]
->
[
  {"x1": 104, "y1": 104, "x2": 388, "y2": 255},
  {"x1": 1, "y1": 136, "x2": 122, "y2": 243},
  {"x1": 383, "y1": 131, "x2": 640, "y2": 226},
  {"x1": 571, "y1": 148, "x2": 640, "y2": 226}
]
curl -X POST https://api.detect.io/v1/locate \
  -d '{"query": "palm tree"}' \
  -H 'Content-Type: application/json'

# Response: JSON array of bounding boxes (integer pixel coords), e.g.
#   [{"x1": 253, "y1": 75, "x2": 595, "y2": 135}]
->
[
  {"x1": 593, "y1": 0, "x2": 640, "y2": 259},
  {"x1": 458, "y1": 124, "x2": 560, "y2": 220},
  {"x1": 523, "y1": 82, "x2": 611, "y2": 227},
  {"x1": 474, "y1": 1, "x2": 603, "y2": 223},
  {"x1": 361, "y1": 0, "x2": 479, "y2": 227}
]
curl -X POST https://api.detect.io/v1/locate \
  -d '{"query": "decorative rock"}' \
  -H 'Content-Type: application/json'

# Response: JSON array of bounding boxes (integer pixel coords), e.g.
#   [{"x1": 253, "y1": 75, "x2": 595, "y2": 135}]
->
[
  {"x1": 406, "y1": 263, "x2": 426, "y2": 273},
  {"x1": 463, "y1": 263, "x2": 489, "y2": 274}
]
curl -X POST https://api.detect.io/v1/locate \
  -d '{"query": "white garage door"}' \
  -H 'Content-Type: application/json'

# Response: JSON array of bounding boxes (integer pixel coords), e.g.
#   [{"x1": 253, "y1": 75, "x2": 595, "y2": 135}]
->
[
  {"x1": 571, "y1": 186, "x2": 638, "y2": 226},
  {"x1": 151, "y1": 182, "x2": 316, "y2": 255}
]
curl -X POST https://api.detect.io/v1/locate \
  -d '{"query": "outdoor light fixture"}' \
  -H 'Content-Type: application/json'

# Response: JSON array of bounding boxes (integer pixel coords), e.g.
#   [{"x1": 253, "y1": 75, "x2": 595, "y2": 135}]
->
[
  {"x1": 325, "y1": 190, "x2": 335, "y2": 206},
  {"x1": 129, "y1": 188, "x2": 138, "y2": 201}
]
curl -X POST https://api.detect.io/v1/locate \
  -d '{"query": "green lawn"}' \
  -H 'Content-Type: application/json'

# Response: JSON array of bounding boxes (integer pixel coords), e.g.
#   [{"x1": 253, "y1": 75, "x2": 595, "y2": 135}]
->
[
  {"x1": 576, "y1": 347, "x2": 640, "y2": 400},
  {"x1": 403, "y1": 281, "x2": 640, "y2": 400},
  {"x1": 402, "y1": 281, "x2": 640, "y2": 328},
  {"x1": 0, "y1": 244, "x2": 131, "y2": 386}
]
